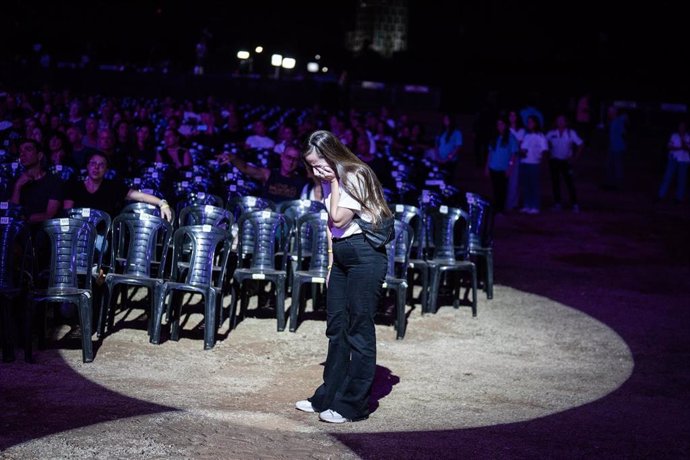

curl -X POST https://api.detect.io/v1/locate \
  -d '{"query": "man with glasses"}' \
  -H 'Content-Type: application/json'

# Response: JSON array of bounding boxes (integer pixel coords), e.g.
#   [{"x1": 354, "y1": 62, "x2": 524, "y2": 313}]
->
[{"x1": 219, "y1": 144, "x2": 307, "y2": 203}]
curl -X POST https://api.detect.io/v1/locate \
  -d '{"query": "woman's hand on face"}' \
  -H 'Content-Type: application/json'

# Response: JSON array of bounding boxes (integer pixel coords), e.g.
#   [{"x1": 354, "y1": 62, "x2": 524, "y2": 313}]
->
[{"x1": 313, "y1": 164, "x2": 336, "y2": 183}]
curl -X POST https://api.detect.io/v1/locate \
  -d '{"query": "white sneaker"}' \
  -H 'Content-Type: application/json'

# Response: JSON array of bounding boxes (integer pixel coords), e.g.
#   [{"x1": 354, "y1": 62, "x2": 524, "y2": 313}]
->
[
  {"x1": 319, "y1": 409, "x2": 350, "y2": 424},
  {"x1": 295, "y1": 400, "x2": 315, "y2": 413}
]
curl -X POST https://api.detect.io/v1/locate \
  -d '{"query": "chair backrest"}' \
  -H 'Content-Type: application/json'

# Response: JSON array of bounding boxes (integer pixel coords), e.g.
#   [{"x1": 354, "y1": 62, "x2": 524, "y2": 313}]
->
[
  {"x1": 429, "y1": 206, "x2": 470, "y2": 261},
  {"x1": 236, "y1": 211, "x2": 288, "y2": 270},
  {"x1": 40, "y1": 218, "x2": 97, "y2": 290},
  {"x1": 390, "y1": 203, "x2": 426, "y2": 258},
  {"x1": 279, "y1": 199, "x2": 327, "y2": 218},
  {"x1": 296, "y1": 211, "x2": 330, "y2": 273},
  {"x1": 226, "y1": 195, "x2": 275, "y2": 221},
  {"x1": 228, "y1": 196, "x2": 277, "y2": 262},
  {"x1": 465, "y1": 192, "x2": 494, "y2": 249},
  {"x1": 171, "y1": 225, "x2": 232, "y2": 287},
  {"x1": 178, "y1": 204, "x2": 234, "y2": 229},
  {"x1": 0, "y1": 218, "x2": 31, "y2": 291},
  {"x1": 384, "y1": 219, "x2": 414, "y2": 279},
  {"x1": 175, "y1": 192, "x2": 224, "y2": 215},
  {"x1": 111, "y1": 213, "x2": 173, "y2": 278},
  {"x1": 66, "y1": 208, "x2": 112, "y2": 274},
  {"x1": 120, "y1": 201, "x2": 176, "y2": 223}
]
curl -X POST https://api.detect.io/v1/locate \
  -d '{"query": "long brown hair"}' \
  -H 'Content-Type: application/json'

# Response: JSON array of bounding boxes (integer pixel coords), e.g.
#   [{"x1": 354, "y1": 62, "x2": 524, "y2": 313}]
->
[{"x1": 304, "y1": 130, "x2": 392, "y2": 226}]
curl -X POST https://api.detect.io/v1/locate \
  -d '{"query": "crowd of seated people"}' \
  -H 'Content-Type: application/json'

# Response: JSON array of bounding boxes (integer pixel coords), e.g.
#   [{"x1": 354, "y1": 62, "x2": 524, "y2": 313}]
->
[{"x1": 1, "y1": 90, "x2": 464, "y2": 217}]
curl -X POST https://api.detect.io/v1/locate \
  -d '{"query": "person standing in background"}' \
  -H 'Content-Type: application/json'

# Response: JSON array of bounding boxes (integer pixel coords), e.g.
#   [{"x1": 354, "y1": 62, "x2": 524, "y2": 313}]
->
[
  {"x1": 657, "y1": 120, "x2": 690, "y2": 203},
  {"x1": 545, "y1": 114, "x2": 584, "y2": 212}
]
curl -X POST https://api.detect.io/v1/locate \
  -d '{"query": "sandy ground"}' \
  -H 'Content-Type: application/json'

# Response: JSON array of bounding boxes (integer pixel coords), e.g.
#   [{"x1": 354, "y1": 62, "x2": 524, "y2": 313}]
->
[{"x1": 1, "y1": 126, "x2": 689, "y2": 459}]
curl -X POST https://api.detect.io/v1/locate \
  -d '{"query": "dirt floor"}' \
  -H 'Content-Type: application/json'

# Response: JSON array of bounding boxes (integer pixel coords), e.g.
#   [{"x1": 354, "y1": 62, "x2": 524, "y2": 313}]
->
[{"x1": 1, "y1": 127, "x2": 689, "y2": 459}]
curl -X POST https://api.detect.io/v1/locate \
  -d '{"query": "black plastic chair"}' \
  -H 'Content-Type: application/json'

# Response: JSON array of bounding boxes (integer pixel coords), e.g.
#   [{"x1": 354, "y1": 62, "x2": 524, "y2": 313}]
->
[
  {"x1": 391, "y1": 203, "x2": 430, "y2": 313},
  {"x1": 289, "y1": 211, "x2": 329, "y2": 332},
  {"x1": 465, "y1": 192, "x2": 495, "y2": 299},
  {"x1": 382, "y1": 219, "x2": 415, "y2": 339},
  {"x1": 65, "y1": 208, "x2": 112, "y2": 277},
  {"x1": 426, "y1": 207, "x2": 478, "y2": 317},
  {"x1": 27, "y1": 218, "x2": 97, "y2": 363},
  {"x1": 231, "y1": 211, "x2": 290, "y2": 331},
  {"x1": 100, "y1": 213, "x2": 173, "y2": 338},
  {"x1": 0, "y1": 218, "x2": 32, "y2": 362},
  {"x1": 151, "y1": 225, "x2": 232, "y2": 349},
  {"x1": 227, "y1": 196, "x2": 277, "y2": 265}
]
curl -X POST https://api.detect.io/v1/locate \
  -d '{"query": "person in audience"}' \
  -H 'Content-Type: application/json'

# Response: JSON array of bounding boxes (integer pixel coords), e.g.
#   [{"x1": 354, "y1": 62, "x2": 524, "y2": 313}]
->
[
  {"x1": 519, "y1": 115, "x2": 549, "y2": 214},
  {"x1": 603, "y1": 105, "x2": 628, "y2": 190},
  {"x1": 63, "y1": 151, "x2": 172, "y2": 221},
  {"x1": 155, "y1": 127, "x2": 192, "y2": 170},
  {"x1": 130, "y1": 122, "x2": 157, "y2": 170},
  {"x1": 431, "y1": 113, "x2": 463, "y2": 165},
  {"x1": 82, "y1": 116, "x2": 99, "y2": 150},
  {"x1": 66, "y1": 123, "x2": 96, "y2": 169},
  {"x1": 245, "y1": 120, "x2": 275, "y2": 150},
  {"x1": 485, "y1": 116, "x2": 519, "y2": 213},
  {"x1": 10, "y1": 138, "x2": 64, "y2": 224},
  {"x1": 545, "y1": 114, "x2": 584, "y2": 212},
  {"x1": 296, "y1": 129, "x2": 390, "y2": 424},
  {"x1": 218, "y1": 144, "x2": 306, "y2": 204},
  {"x1": 273, "y1": 124, "x2": 296, "y2": 154},
  {"x1": 47, "y1": 131, "x2": 74, "y2": 168},
  {"x1": 657, "y1": 119, "x2": 690, "y2": 203},
  {"x1": 353, "y1": 133, "x2": 392, "y2": 189},
  {"x1": 506, "y1": 110, "x2": 526, "y2": 211}
]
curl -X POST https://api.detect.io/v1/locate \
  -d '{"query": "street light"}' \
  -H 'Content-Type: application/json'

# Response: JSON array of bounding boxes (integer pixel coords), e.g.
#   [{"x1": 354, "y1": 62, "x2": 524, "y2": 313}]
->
[
  {"x1": 271, "y1": 54, "x2": 283, "y2": 78},
  {"x1": 255, "y1": 46, "x2": 263, "y2": 54},
  {"x1": 281, "y1": 57, "x2": 296, "y2": 69},
  {"x1": 307, "y1": 62, "x2": 319, "y2": 73},
  {"x1": 237, "y1": 50, "x2": 250, "y2": 60}
]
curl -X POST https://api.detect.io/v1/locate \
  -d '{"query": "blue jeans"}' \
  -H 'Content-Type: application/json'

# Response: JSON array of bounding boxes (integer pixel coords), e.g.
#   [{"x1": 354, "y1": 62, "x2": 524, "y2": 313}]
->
[
  {"x1": 520, "y1": 163, "x2": 541, "y2": 210},
  {"x1": 658, "y1": 156, "x2": 689, "y2": 201},
  {"x1": 309, "y1": 233, "x2": 387, "y2": 420}
]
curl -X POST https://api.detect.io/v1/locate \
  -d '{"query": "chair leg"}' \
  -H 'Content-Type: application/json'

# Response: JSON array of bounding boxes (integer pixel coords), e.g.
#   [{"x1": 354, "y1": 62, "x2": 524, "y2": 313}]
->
[
  {"x1": 229, "y1": 281, "x2": 239, "y2": 330},
  {"x1": 170, "y1": 291, "x2": 182, "y2": 342},
  {"x1": 485, "y1": 251, "x2": 494, "y2": 300},
  {"x1": 276, "y1": 278, "x2": 286, "y2": 332},
  {"x1": 289, "y1": 279, "x2": 302, "y2": 332},
  {"x1": 204, "y1": 291, "x2": 216, "y2": 350},
  {"x1": 396, "y1": 285, "x2": 407, "y2": 340},
  {"x1": 98, "y1": 282, "x2": 111, "y2": 338},
  {"x1": 471, "y1": 265, "x2": 478, "y2": 317},
  {"x1": 150, "y1": 286, "x2": 166, "y2": 344},
  {"x1": 428, "y1": 266, "x2": 440, "y2": 314},
  {"x1": 78, "y1": 296, "x2": 94, "y2": 363},
  {"x1": 420, "y1": 266, "x2": 429, "y2": 314}
]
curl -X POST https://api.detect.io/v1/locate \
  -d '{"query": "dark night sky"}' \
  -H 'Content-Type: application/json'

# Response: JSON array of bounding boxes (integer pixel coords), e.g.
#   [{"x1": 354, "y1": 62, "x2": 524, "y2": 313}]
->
[{"x1": 2, "y1": 1, "x2": 687, "y2": 98}]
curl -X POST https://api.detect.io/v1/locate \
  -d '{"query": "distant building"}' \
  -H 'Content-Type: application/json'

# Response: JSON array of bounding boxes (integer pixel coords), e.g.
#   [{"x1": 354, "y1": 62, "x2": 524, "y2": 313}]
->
[{"x1": 347, "y1": 0, "x2": 408, "y2": 58}]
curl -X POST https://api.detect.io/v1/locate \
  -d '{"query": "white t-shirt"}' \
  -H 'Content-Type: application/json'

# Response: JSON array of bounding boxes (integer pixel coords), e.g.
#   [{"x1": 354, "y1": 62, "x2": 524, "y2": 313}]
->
[
  {"x1": 322, "y1": 178, "x2": 369, "y2": 239},
  {"x1": 546, "y1": 129, "x2": 583, "y2": 160},
  {"x1": 520, "y1": 133, "x2": 549, "y2": 164},
  {"x1": 245, "y1": 135, "x2": 275, "y2": 150}
]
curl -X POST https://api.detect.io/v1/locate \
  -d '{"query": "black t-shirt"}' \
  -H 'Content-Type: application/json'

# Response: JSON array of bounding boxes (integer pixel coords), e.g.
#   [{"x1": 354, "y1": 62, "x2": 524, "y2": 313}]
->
[
  {"x1": 65, "y1": 179, "x2": 130, "y2": 217},
  {"x1": 17, "y1": 173, "x2": 64, "y2": 216},
  {"x1": 263, "y1": 169, "x2": 307, "y2": 204}
]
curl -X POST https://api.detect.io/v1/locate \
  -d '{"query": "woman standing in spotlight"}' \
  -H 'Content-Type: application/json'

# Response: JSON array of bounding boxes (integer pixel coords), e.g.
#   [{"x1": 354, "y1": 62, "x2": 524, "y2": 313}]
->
[{"x1": 295, "y1": 130, "x2": 390, "y2": 424}]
